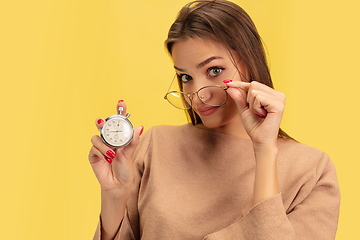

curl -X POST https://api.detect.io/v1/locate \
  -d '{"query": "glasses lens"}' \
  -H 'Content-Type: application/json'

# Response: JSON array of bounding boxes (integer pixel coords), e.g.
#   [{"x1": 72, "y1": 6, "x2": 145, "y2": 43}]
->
[
  {"x1": 165, "y1": 91, "x2": 191, "y2": 110},
  {"x1": 197, "y1": 86, "x2": 228, "y2": 107}
]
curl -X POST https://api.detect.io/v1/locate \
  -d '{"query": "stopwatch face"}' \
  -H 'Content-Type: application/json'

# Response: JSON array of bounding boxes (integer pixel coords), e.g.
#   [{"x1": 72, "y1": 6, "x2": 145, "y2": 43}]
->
[{"x1": 100, "y1": 116, "x2": 133, "y2": 148}]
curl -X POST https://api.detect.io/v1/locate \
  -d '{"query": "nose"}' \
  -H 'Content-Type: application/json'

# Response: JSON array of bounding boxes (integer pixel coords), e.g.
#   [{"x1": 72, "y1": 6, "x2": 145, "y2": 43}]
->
[
  {"x1": 190, "y1": 78, "x2": 208, "y2": 104},
  {"x1": 186, "y1": 92, "x2": 202, "y2": 105}
]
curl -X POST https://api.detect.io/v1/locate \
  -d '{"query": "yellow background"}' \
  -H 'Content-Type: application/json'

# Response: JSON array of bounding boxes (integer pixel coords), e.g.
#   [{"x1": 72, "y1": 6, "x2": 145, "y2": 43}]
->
[{"x1": 0, "y1": 0, "x2": 358, "y2": 239}]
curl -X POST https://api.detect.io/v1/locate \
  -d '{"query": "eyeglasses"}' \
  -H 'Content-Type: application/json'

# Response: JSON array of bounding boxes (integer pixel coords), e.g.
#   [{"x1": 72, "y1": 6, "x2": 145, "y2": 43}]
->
[{"x1": 164, "y1": 78, "x2": 229, "y2": 110}]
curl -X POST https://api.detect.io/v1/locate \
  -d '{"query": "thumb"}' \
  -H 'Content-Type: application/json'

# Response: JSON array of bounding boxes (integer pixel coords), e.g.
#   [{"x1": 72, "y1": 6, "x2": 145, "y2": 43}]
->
[
  {"x1": 226, "y1": 86, "x2": 249, "y2": 115},
  {"x1": 121, "y1": 126, "x2": 144, "y2": 161}
]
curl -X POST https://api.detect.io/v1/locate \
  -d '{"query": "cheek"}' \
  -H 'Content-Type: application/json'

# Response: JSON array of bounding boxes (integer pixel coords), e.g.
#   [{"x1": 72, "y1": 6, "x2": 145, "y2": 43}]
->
[{"x1": 182, "y1": 83, "x2": 193, "y2": 93}]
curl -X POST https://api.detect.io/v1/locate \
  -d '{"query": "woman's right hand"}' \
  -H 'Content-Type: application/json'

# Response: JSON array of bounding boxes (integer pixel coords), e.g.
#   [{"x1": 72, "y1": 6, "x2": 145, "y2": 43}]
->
[{"x1": 88, "y1": 101, "x2": 144, "y2": 196}]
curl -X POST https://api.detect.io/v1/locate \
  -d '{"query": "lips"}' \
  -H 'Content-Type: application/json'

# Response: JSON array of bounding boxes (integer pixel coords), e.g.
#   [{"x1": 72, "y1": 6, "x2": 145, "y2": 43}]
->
[{"x1": 196, "y1": 106, "x2": 219, "y2": 116}]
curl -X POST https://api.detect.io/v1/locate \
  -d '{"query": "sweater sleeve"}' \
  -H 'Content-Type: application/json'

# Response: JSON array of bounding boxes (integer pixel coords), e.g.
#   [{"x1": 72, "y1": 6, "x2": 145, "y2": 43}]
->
[
  {"x1": 92, "y1": 128, "x2": 154, "y2": 240},
  {"x1": 203, "y1": 152, "x2": 340, "y2": 240},
  {"x1": 92, "y1": 210, "x2": 136, "y2": 240}
]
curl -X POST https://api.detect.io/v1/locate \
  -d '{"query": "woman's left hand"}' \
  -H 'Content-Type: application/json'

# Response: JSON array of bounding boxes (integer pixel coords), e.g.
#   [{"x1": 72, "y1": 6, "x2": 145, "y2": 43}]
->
[{"x1": 225, "y1": 80, "x2": 285, "y2": 149}]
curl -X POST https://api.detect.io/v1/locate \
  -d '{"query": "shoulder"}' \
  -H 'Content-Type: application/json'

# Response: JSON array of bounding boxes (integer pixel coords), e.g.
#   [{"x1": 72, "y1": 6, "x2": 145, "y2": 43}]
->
[
  {"x1": 133, "y1": 124, "x2": 193, "y2": 155},
  {"x1": 276, "y1": 139, "x2": 339, "y2": 216},
  {"x1": 146, "y1": 124, "x2": 192, "y2": 136},
  {"x1": 139, "y1": 123, "x2": 194, "y2": 144},
  {"x1": 277, "y1": 139, "x2": 332, "y2": 168},
  {"x1": 277, "y1": 138, "x2": 337, "y2": 190},
  {"x1": 276, "y1": 139, "x2": 337, "y2": 184}
]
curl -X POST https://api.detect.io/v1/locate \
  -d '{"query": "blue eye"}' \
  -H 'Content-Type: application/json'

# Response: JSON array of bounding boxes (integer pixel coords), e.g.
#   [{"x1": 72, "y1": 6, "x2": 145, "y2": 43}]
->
[
  {"x1": 178, "y1": 74, "x2": 192, "y2": 83},
  {"x1": 208, "y1": 67, "x2": 224, "y2": 77}
]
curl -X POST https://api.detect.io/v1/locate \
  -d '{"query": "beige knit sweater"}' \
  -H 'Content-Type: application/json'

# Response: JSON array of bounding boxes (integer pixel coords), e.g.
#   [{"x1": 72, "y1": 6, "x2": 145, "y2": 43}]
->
[{"x1": 93, "y1": 124, "x2": 340, "y2": 240}]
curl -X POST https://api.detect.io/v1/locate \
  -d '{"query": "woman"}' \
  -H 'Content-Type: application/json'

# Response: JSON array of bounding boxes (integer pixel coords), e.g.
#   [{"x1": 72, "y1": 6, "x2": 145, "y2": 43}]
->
[{"x1": 89, "y1": 1, "x2": 340, "y2": 239}]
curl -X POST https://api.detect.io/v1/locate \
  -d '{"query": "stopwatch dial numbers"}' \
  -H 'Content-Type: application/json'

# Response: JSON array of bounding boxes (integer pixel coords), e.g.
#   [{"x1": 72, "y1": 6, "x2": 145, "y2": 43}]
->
[
  {"x1": 102, "y1": 118, "x2": 132, "y2": 147},
  {"x1": 106, "y1": 119, "x2": 122, "y2": 131}
]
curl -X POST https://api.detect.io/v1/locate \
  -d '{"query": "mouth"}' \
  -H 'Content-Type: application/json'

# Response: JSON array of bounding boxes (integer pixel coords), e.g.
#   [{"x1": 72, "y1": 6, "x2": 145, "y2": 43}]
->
[{"x1": 196, "y1": 106, "x2": 219, "y2": 116}]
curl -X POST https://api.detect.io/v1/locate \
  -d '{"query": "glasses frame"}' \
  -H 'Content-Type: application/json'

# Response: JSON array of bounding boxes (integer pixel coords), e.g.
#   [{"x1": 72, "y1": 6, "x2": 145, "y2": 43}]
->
[{"x1": 164, "y1": 75, "x2": 229, "y2": 110}]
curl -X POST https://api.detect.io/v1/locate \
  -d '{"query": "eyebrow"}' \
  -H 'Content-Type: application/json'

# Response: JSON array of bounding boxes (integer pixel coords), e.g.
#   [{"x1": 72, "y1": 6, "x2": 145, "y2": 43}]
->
[{"x1": 174, "y1": 56, "x2": 224, "y2": 72}]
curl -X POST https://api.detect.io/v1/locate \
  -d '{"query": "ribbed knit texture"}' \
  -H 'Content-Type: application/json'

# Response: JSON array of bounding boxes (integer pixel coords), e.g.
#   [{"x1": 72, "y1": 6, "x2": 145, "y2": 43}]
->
[{"x1": 94, "y1": 124, "x2": 340, "y2": 240}]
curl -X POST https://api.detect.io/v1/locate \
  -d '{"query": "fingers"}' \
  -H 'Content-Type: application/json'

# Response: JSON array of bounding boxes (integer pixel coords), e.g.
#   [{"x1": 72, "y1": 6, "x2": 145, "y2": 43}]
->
[
  {"x1": 95, "y1": 118, "x2": 106, "y2": 130},
  {"x1": 116, "y1": 100, "x2": 127, "y2": 116},
  {"x1": 89, "y1": 145, "x2": 112, "y2": 164},
  {"x1": 225, "y1": 87, "x2": 248, "y2": 115},
  {"x1": 121, "y1": 126, "x2": 144, "y2": 161},
  {"x1": 95, "y1": 100, "x2": 128, "y2": 131},
  {"x1": 251, "y1": 91, "x2": 268, "y2": 117},
  {"x1": 224, "y1": 80, "x2": 285, "y2": 117},
  {"x1": 91, "y1": 135, "x2": 116, "y2": 163},
  {"x1": 90, "y1": 125, "x2": 144, "y2": 166},
  {"x1": 224, "y1": 80, "x2": 250, "y2": 115},
  {"x1": 92, "y1": 100, "x2": 144, "y2": 165}
]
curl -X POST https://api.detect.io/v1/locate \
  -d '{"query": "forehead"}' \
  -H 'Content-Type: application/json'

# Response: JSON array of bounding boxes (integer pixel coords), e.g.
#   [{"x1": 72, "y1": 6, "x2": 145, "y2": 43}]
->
[{"x1": 171, "y1": 38, "x2": 231, "y2": 67}]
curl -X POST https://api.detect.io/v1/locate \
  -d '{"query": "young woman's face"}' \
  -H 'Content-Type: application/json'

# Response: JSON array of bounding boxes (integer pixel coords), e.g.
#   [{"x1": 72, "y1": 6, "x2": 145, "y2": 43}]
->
[{"x1": 171, "y1": 38, "x2": 246, "y2": 129}]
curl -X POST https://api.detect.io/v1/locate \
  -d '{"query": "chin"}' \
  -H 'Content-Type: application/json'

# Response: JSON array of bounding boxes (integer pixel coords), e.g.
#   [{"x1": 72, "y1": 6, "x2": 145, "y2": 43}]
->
[
  {"x1": 199, "y1": 111, "x2": 240, "y2": 130},
  {"x1": 196, "y1": 103, "x2": 240, "y2": 129},
  {"x1": 199, "y1": 118, "x2": 226, "y2": 129}
]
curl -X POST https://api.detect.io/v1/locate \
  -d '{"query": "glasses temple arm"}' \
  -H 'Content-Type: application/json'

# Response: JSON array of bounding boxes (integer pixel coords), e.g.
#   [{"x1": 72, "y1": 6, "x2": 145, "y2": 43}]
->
[{"x1": 165, "y1": 74, "x2": 177, "y2": 95}]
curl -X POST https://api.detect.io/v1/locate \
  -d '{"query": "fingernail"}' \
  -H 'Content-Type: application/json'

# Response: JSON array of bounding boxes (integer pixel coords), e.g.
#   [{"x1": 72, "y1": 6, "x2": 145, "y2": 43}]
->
[
  {"x1": 104, "y1": 156, "x2": 112, "y2": 163},
  {"x1": 118, "y1": 100, "x2": 124, "y2": 103},
  {"x1": 97, "y1": 119, "x2": 104, "y2": 124},
  {"x1": 106, "y1": 150, "x2": 116, "y2": 158},
  {"x1": 223, "y1": 80, "x2": 232, "y2": 83},
  {"x1": 140, "y1": 126, "x2": 144, "y2": 136}
]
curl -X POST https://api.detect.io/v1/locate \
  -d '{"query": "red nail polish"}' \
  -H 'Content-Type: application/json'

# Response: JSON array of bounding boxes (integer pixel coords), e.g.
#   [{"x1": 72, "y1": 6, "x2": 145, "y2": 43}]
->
[
  {"x1": 140, "y1": 126, "x2": 144, "y2": 136},
  {"x1": 106, "y1": 150, "x2": 116, "y2": 158},
  {"x1": 223, "y1": 80, "x2": 232, "y2": 83},
  {"x1": 118, "y1": 100, "x2": 124, "y2": 103},
  {"x1": 97, "y1": 119, "x2": 104, "y2": 124},
  {"x1": 104, "y1": 156, "x2": 112, "y2": 163}
]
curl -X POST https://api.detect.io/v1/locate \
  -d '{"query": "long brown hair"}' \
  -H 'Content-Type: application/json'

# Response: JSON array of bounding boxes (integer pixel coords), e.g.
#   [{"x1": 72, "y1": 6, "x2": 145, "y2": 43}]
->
[{"x1": 165, "y1": 0, "x2": 292, "y2": 139}]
